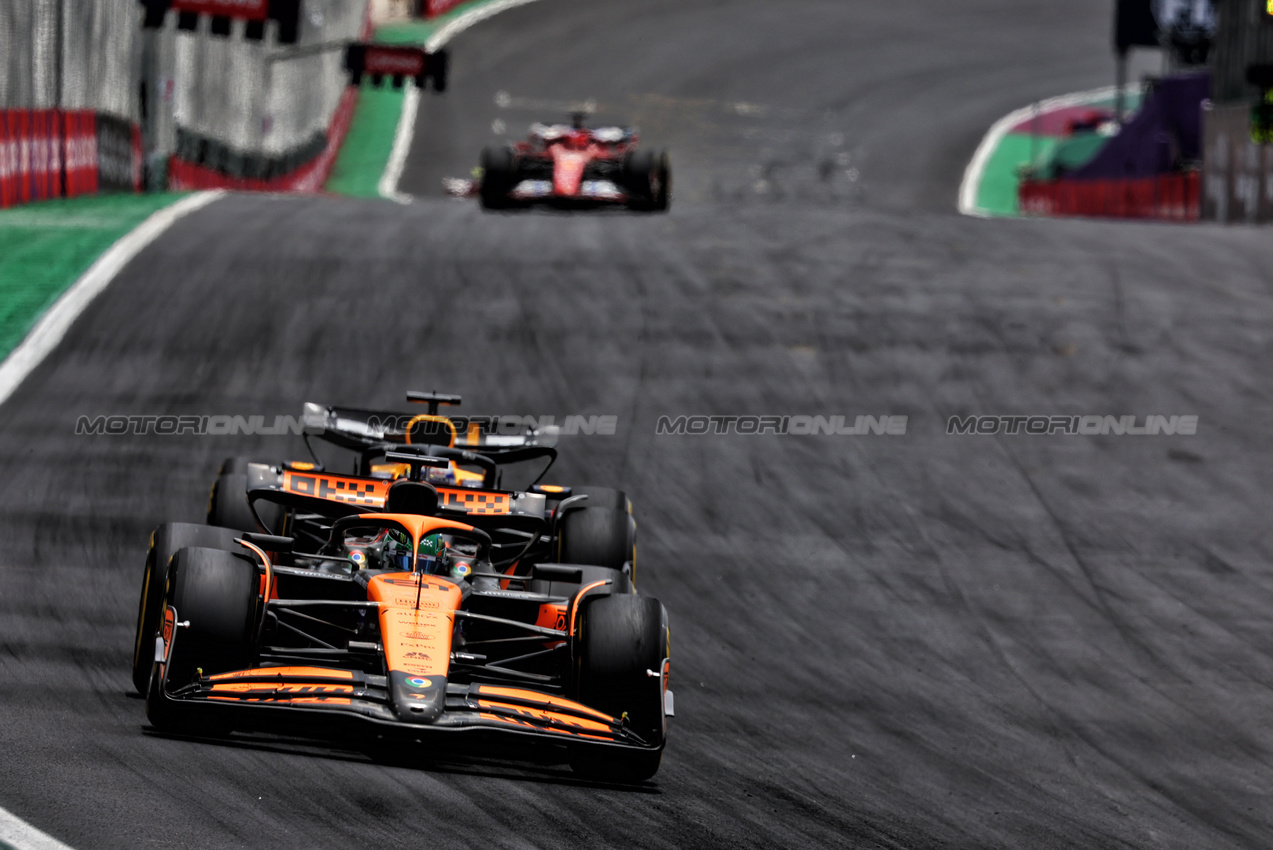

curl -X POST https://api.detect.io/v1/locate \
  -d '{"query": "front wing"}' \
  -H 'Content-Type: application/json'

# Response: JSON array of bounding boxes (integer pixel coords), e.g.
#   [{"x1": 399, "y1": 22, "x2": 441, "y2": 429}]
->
[
  {"x1": 153, "y1": 665, "x2": 657, "y2": 754},
  {"x1": 507, "y1": 179, "x2": 629, "y2": 203}
]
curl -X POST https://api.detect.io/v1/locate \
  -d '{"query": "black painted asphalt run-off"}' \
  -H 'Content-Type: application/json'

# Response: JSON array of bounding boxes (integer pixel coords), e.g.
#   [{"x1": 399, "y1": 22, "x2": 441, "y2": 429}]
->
[{"x1": 2, "y1": 1, "x2": 1272, "y2": 847}]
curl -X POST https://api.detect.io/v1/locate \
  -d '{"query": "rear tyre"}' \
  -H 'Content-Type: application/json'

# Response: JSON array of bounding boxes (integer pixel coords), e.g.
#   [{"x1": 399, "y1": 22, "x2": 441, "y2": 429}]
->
[
  {"x1": 217, "y1": 456, "x2": 255, "y2": 476},
  {"x1": 146, "y1": 547, "x2": 259, "y2": 734},
  {"x1": 430, "y1": 50, "x2": 449, "y2": 93},
  {"x1": 653, "y1": 151, "x2": 671, "y2": 212},
  {"x1": 132, "y1": 523, "x2": 241, "y2": 694},
  {"x1": 623, "y1": 150, "x2": 656, "y2": 210},
  {"x1": 480, "y1": 147, "x2": 515, "y2": 210},
  {"x1": 570, "y1": 594, "x2": 668, "y2": 782},
  {"x1": 559, "y1": 506, "x2": 633, "y2": 570},
  {"x1": 207, "y1": 472, "x2": 282, "y2": 534},
  {"x1": 572, "y1": 486, "x2": 628, "y2": 512}
]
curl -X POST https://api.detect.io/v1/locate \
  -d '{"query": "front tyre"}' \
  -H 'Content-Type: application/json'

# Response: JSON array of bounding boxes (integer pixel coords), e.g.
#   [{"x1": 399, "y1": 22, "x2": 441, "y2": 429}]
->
[
  {"x1": 132, "y1": 523, "x2": 241, "y2": 694},
  {"x1": 479, "y1": 147, "x2": 515, "y2": 210},
  {"x1": 653, "y1": 151, "x2": 671, "y2": 212},
  {"x1": 146, "y1": 547, "x2": 259, "y2": 733},
  {"x1": 570, "y1": 594, "x2": 668, "y2": 782},
  {"x1": 623, "y1": 150, "x2": 655, "y2": 211}
]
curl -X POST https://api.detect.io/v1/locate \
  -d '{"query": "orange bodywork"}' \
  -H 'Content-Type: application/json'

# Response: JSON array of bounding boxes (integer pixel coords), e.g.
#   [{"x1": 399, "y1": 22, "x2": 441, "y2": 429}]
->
[
  {"x1": 477, "y1": 685, "x2": 613, "y2": 722},
  {"x1": 205, "y1": 667, "x2": 358, "y2": 705},
  {"x1": 209, "y1": 666, "x2": 355, "y2": 681},
  {"x1": 535, "y1": 602, "x2": 568, "y2": 633},
  {"x1": 364, "y1": 515, "x2": 468, "y2": 684},
  {"x1": 279, "y1": 471, "x2": 511, "y2": 515},
  {"x1": 469, "y1": 684, "x2": 617, "y2": 739},
  {"x1": 367, "y1": 574, "x2": 460, "y2": 679},
  {"x1": 403, "y1": 413, "x2": 458, "y2": 447}
]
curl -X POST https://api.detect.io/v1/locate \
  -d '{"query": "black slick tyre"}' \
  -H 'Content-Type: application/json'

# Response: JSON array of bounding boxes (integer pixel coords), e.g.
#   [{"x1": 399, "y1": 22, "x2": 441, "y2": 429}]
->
[
  {"x1": 653, "y1": 151, "x2": 671, "y2": 212},
  {"x1": 572, "y1": 486, "x2": 628, "y2": 511},
  {"x1": 623, "y1": 150, "x2": 656, "y2": 210},
  {"x1": 480, "y1": 147, "x2": 515, "y2": 210},
  {"x1": 207, "y1": 472, "x2": 282, "y2": 534},
  {"x1": 132, "y1": 523, "x2": 240, "y2": 694},
  {"x1": 569, "y1": 594, "x2": 667, "y2": 782},
  {"x1": 146, "y1": 547, "x2": 259, "y2": 733},
  {"x1": 559, "y1": 506, "x2": 633, "y2": 570},
  {"x1": 217, "y1": 456, "x2": 255, "y2": 476}
]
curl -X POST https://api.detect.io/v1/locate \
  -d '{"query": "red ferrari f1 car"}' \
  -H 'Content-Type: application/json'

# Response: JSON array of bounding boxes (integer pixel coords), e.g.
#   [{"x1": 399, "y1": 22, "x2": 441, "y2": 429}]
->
[
  {"x1": 134, "y1": 483, "x2": 672, "y2": 782},
  {"x1": 478, "y1": 114, "x2": 670, "y2": 212}
]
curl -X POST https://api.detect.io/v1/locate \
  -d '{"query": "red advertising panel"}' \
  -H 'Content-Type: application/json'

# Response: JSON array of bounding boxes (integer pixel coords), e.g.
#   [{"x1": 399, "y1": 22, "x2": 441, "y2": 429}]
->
[
  {"x1": 1018, "y1": 173, "x2": 1199, "y2": 221},
  {"x1": 171, "y1": 0, "x2": 269, "y2": 20},
  {"x1": 65, "y1": 111, "x2": 100, "y2": 198},
  {"x1": 0, "y1": 111, "x2": 14, "y2": 208},
  {"x1": 132, "y1": 124, "x2": 144, "y2": 191},
  {"x1": 0, "y1": 109, "x2": 145, "y2": 208},
  {"x1": 426, "y1": 0, "x2": 467, "y2": 17},
  {"x1": 18, "y1": 110, "x2": 63, "y2": 205},
  {"x1": 364, "y1": 46, "x2": 427, "y2": 77}
]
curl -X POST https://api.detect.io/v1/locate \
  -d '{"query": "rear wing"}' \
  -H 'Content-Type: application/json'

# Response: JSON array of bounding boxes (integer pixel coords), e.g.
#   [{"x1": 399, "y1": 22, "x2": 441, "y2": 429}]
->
[
  {"x1": 301, "y1": 401, "x2": 560, "y2": 452},
  {"x1": 301, "y1": 397, "x2": 558, "y2": 485}
]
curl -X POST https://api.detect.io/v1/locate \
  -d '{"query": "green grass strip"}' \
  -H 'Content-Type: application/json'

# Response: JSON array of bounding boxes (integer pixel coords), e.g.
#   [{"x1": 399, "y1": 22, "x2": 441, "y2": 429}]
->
[
  {"x1": 976, "y1": 134, "x2": 1058, "y2": 217},
  {"x1": 323, "y1": 86, "x2": 411, "y2": 198},
  {"x1": 324, "y1": 0, "x2": 516, "y2": 197},
  {"x1": 0, "y1": 192, "x2": 186, "y2": 358}
]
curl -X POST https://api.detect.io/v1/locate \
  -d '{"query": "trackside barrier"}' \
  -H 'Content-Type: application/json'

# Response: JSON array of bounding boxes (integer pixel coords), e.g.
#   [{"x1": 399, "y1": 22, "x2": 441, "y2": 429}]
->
[
  {"x1": 167, "y1": 86, "x2": 359, "y2": 191},
  {"x1": 166, "y1": 3, "x2": 370, "y2": 193},
  {"x1": 0, "y1": 110, "x2": 60, "y2": 207},
  {"x1": 0, "y1": 109, "x2": 139, "y2": 209},
  {"x1": 1018, "y1": 172, "x2": 1200, "y2": 221},
  {"x1": 64, "y1": 112, "x2": 100, "y2": 199},
  {"x1": 94, "y1": 115, "x2": 145, "y2": 193}
]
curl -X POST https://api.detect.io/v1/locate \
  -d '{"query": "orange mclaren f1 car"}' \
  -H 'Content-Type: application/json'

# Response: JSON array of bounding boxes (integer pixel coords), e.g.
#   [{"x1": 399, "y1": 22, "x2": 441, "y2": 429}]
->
[
  {"x1": 133, "y1": 480, "x2": 672, "y2": 782},
  {"x1": 202, "y1": 392, "x2": 639, "y2": 595}
]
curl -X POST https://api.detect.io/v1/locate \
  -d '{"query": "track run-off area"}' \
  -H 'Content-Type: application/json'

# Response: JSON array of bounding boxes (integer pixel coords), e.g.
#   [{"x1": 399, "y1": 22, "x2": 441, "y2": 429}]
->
[{"x1": 2, "y1": 1, "x2": 1273, "y2": 848}]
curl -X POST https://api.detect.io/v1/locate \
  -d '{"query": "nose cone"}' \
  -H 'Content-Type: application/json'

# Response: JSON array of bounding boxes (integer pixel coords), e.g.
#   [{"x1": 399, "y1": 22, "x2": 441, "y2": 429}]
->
[
  {"x1": 551, "y1": 148, "x2": 589, "y2": 196},
  {"x1": 391, "y1": 672, "x2": 446, "y2": 723}
]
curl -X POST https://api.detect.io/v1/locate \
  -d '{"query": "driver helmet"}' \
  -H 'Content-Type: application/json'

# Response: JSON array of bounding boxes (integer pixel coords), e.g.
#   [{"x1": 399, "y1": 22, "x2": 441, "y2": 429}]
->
[
  {"x1": 380, "y1": 528, "x2": 413, "y2": 572},
  {"x1": 419, "y1": 532, "x2": 475, "y2": 582},
  {"x1": 418, "y1": 532, "x2": 446, "y2": 575}
]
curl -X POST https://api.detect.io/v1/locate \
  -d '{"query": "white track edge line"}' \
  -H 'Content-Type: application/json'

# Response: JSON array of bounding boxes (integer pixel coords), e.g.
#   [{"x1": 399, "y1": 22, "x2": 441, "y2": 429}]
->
[
  {"x1": 424, "y1": 0, "x2": 543, "y2": 52},
  {"x1": 0, "y1": 805, "x2": 78, "y2": 850},
  {"x1": 956, "y1": 84, "x2": 1143, "y2": 218},
  {"x1": 377, "y1": 0, "x2": 546, "y2": 202},
  {"x1": 0, "y1": 190, "x2": 225, "y2": 410},
  {"x1": 379, "y1": 84, "x2": 421, "y2": 204}
]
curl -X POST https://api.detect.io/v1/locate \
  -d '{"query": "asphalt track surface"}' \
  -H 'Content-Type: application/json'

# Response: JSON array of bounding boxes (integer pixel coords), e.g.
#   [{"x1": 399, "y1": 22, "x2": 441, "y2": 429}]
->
[{"x1": 3, "y1": 1, "x2": 1273, "y2": 847}]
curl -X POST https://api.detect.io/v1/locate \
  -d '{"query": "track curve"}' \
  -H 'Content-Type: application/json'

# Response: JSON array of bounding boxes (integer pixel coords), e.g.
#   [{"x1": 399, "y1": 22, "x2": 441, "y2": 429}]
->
[{"x1": 2, "y1": 1, "x2": 1273, "y2": 848}]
